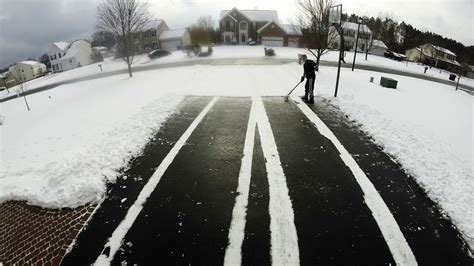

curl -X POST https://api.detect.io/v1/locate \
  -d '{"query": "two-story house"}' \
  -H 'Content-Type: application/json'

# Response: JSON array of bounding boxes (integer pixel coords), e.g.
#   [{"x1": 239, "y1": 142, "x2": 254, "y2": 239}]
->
[
  {"x1": 329, "y1": 21, "x2": 373, "y2": 52},
  {"x1": 219, "y1": 7, "x2": 302, "y2": 47},
  {"x1": 48, "y1": 42, "x2": 69, "y2": 72},
  {"x1": 9, "y1": 61, "x2": 46, "y2": 83},
  {"x1": 47, "y1": 40, "x2": 93, "y2": 72},
  {"x1": 405, "y1": 44, "x2": 461, "y2": 72},
  {"x1": 140, "y1": 19, "x2": 170, "y2": 52}
]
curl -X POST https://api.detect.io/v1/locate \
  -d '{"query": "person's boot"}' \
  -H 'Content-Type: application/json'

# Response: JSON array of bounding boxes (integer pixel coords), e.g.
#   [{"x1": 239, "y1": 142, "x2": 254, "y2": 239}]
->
[
  {"x1": 301, "y1": 94, "x2": 308, "y2": 102},
  {"x1": 307, "y1": 95, "x2": 314, "y2": 104}
]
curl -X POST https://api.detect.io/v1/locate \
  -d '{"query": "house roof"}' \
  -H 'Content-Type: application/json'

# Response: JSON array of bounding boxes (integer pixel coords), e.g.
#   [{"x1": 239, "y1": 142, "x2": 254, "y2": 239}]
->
[
  {"x1": 281, "y1": 24, "x2": 302, "y2": 35},
  {"x1": 257, "y1": 21, "x2": 302, "y2": 35},
  {"x1": 54, "y1": 41, "x2": 70, "y2": 51},
  {"x1": 220, "y1": 8, "x2": 279, "y2": 22},
  {"x1": 431, "y1": 44, "x2": 456, "y2": 56},
  {"x1": 415, "y1": 47, "x2": 460, "y2": 66},
  {"x1": 145, "y1": 19, "x2": 165, "y2": 30},
  {"x1": 159, "y1": 29, "x2": 187, "y2": 40},
  {"x1": 372, "y1": 39, "x2": 387, "y2": 49},
  {"x1": 19, "y1": 60, "x2": 40, "y2": 66},
  {"x1": 342, "y1": 21, "x2": 372, "y2": 33},
  {"x1": 62, "y1": 40, "x2": 85, "y2": 59},
  {"x1": 92, "y1": 46, "x2": 107, "y2": 50}
]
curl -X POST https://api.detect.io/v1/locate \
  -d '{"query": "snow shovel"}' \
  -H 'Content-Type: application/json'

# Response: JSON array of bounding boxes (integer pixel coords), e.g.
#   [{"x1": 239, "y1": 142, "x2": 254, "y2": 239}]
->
[{"x1": 284, "y1": 81, "x2": 303, "y2": 102}]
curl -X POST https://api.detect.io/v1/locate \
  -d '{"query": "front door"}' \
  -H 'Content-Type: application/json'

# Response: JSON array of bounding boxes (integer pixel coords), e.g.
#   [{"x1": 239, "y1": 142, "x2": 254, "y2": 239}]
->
[{"x1": 240, "y1": 34, "x2": 247, "y2": 44}]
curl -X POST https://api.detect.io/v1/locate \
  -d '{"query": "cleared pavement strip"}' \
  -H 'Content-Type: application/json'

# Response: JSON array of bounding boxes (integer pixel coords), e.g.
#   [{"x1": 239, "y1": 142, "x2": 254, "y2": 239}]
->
[{"x1": 64, "y1": 96, "x2": 471, "y2": 265}]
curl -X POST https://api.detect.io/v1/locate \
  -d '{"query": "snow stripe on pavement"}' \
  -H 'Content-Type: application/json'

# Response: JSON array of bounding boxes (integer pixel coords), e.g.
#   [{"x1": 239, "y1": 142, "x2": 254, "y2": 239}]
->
[
  {"x1": 292, "y1": 96, "x2": 417, "y2": 266},
  {"x1": 254, "y1": 96, "x2": 300, "y2": 266},
  {"x1": 94, "y1": 97, "x2": 219, "y2": 265},
  {"x1": 224, "y1": 97, "x2": 257, "y2": 265}
]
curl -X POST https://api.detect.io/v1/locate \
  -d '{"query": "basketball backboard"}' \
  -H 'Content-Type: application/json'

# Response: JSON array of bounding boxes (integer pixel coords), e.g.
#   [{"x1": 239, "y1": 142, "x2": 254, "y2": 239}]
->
[{"x1": 329, "y1": 4, "x2": 342, "y2": 26}]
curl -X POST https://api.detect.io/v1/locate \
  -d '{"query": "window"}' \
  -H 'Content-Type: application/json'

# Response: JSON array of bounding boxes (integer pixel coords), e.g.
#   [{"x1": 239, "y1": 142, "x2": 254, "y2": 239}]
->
[
  {"x1": 50, "y1": 55, "x2": 53, "y2": 61},
  {"x1": 344, "y1": 30, "x2": 354, "y2": 37},
  {"x1": 58, "y1": 53, "x2": 61, "y2": 58},
  {"x1": 345, "y1": 41, "x2": 353, "y2": 49},
  {"x1": 226, "y1": 21, "x2": 230, "y2": 30},
  {"x1": 239, "y1": 21, "x2": 248, "y2": 31}
]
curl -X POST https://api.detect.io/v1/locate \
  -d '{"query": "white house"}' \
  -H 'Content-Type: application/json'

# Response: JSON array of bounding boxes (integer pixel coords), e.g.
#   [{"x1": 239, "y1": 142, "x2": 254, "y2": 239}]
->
[
  {"x1": 10, "y1": 61, "x2": 47, "y2": 82},
  {"x1": 330, "y1": 21, "x2": 373, "y2": 52},
  {"x1": 369, "y1": 39, "x2": 388, "y2": 56},
  {"x1": 47, "y1": 40, "x2": 93, "y2": 72},
  {"x1": 405, "y1": 43, "x2": 461, "y2": 72},
  {"x1": 140, "y1": 19, "x2": 170, "y2": 52},
  {"x1": 159, "y1": 29, "x2": 191, "y2": 51}
]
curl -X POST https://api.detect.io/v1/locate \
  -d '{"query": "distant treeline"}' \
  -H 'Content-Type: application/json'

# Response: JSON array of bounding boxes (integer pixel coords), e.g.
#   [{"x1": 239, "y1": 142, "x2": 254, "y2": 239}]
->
[{"x1": 343, "y1": 13, "x2": 474, "y2": 65}]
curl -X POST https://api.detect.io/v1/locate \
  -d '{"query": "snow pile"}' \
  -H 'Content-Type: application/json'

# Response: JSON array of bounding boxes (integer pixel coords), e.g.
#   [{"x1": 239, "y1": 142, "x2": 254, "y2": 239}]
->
[
  {"x1": 313, "y1": 68, "x2": 474, "y2": 247},
  {"x1": 0, "y1": 75, "x2": 183, "y2": 208}
]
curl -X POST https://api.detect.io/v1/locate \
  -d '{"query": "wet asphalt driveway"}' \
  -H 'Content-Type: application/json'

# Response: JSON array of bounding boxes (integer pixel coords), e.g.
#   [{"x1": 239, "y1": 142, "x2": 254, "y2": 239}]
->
[{"x1": 63, "y1": 96, "x2": 472, "y2": 265}]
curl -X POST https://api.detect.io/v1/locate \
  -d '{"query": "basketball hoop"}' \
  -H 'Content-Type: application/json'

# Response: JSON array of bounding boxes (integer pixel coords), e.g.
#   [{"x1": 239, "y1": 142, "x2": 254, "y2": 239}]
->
[{"x1": 329, "y1": 4, "x2": 342, "y2": 27}]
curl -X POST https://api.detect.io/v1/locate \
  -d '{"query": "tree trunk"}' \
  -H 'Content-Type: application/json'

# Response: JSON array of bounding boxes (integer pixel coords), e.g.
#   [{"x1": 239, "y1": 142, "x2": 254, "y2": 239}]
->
[
  {"x1": 316, "y1": 49, "x2": 321, "y2": 71},
  {"x1": 126, "y1": 56, "x2": 133, "y2": 77},
  {"x1": 316, "y1": 55, "x2": 321, "y2": 71},
  {"x1": 365, "y1": 49, "x2": 368, "y2": 60}
]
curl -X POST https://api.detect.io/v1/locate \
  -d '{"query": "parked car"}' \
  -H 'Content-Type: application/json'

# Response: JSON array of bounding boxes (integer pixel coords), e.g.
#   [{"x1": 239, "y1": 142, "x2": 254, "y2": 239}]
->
[
  {"x1": 148, "y1": 49, "x2": 171, "y2": 59},
  {"x1": 384, "y1": 51, "x2": 395, "y2": 59},
  {"x1": 384, "y1": 51, "x2": 406, "y2": 61}
]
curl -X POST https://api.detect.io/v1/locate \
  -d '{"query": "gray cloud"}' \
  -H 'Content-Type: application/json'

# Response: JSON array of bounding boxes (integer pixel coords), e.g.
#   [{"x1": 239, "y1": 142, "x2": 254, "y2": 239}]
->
[{"x1": 0, "y1": 0, "x2": 97, "y2": 68}]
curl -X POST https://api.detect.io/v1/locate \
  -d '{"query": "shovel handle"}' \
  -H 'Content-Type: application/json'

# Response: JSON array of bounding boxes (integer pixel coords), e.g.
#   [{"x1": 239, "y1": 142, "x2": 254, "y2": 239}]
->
[{"x1": 286, "y1": 81, "x2": 302, "y2": 96}]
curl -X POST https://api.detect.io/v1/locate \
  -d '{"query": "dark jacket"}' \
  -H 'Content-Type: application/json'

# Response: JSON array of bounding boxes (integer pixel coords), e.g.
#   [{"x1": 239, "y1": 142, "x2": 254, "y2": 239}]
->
[{"x1": 303, "y1": 59, "x2": 316, "y2": 79}]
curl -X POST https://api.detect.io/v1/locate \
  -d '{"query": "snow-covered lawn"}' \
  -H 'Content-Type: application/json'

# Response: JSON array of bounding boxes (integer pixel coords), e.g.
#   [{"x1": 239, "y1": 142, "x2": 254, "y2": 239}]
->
[
  {"x1": 1, "y1": 45, "x2": 472, "y2": 101},
  {"x1": 0, "y1": 52, "x2": 472, "y2": 247}
]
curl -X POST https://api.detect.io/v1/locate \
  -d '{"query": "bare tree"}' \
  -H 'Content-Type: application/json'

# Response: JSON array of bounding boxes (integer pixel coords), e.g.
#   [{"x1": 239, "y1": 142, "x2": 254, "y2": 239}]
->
[
  {"x1": 189, "y1": 25, "x2": 211, "y2": 46},
  {"x1": 96, "y1": 0, "x2": 151, "y2": 77},
  {"x1": 296, "y1": 0, "x2": 338, "y2": 68},
  {"x1": 197, "y1": 16, "x2": 215, "y2": 30},
  {"x1": 364, "y1": 38, "x2": 374, "y2": 60}
]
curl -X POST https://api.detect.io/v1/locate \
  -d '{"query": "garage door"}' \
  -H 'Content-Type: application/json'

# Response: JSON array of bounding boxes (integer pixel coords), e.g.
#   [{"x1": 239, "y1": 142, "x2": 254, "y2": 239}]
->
[
  {"x1": 262, "y1": 37, "x2": 283, "y2": 47},
  {"x1": 288, "y1": 41, "x2": 299, "y2": 48},
  {"x1": 160, "y1": 39, "x2": 182, "y2": 51}
]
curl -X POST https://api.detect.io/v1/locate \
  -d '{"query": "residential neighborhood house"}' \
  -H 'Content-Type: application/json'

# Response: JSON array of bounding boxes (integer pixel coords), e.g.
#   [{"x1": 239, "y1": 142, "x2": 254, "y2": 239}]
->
[
  {"x1": 135, "y1": 19, "x2": 190, "y2": 52},
  {"x1": 139, "y1": 19, "x2": 170, "y2": 52},
  {"x1": 329, "y1": 21, "x2": 373, "y2": 52},
  {"x1": 9, "y1": 61, "x2": 47, "y2": 83},
  {"x1": 405, "y1": 44, "x2": 461, "y2": 72},
  {"x1": 369, "y1": 39, "x2": 388, "y2": 56},
  {"x1": 159, "y1": 29, "x2": 191, "y2": 51},
  {"x1": 48, "y1": 40, "x2": 93, "y2": 72},
  {"x1": 219, "y1": 7, "x2": 302, "y2": 47}
]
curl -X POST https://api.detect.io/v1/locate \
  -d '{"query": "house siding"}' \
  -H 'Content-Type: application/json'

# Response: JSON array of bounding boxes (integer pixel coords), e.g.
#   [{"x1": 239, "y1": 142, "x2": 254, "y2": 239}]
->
[
  {"x1": 258, "y1": 23, "x2": 286, "y2": 44},
  {"x1": 141, "y1": 21, "x2": 170, "y2": 52},
  {"x1": 10, "y1": 62, "x2": 46, "y2": 82}
]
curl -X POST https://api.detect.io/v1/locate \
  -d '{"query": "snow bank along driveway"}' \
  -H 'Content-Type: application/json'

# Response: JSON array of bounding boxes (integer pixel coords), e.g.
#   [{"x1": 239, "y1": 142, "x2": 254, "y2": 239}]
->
[{"x1": 0, "y1": 63, "x2": 472, "y2": 249}]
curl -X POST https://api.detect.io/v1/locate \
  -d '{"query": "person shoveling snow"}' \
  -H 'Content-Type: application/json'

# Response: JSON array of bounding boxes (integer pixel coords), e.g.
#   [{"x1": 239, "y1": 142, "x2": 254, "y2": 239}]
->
[{"x1": 299, "y1": 54, "x2": 317, "y2": 104}]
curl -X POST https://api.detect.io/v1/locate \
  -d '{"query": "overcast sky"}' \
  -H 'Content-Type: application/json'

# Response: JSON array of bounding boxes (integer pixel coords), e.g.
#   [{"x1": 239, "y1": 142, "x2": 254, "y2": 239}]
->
[{"x1": 0, "y1": 0, "x2": 472, "y2": 68}]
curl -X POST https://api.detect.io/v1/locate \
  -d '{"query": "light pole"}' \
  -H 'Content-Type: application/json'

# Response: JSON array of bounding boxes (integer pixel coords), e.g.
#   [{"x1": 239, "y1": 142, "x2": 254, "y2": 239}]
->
[{"x1": 351, "y1": 18, "x2": 362, "y2": 71}]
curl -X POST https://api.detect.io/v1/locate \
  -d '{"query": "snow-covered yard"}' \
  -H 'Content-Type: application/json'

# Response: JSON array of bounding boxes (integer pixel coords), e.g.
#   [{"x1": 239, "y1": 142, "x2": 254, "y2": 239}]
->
[
  {"x1": 0, "y1": 47, "x2": 472, "y2": 248},
  {"x1": 1, "y1": 45, "x2": 472, "y2": 101}
]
